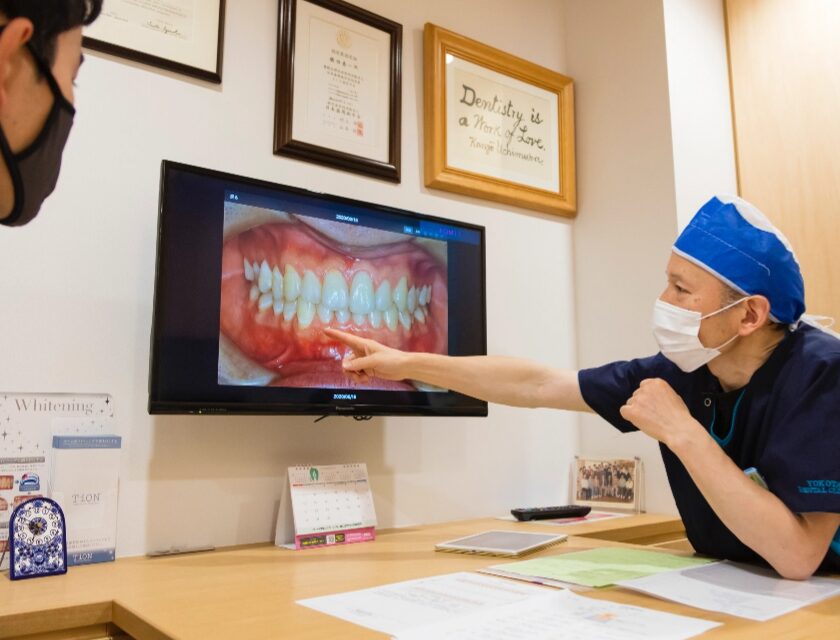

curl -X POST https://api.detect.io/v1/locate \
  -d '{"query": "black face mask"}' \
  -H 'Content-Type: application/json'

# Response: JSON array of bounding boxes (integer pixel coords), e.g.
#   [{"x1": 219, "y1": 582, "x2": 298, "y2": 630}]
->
[{"x1": 0, "y1": 34, "x2": 75, "y2": 227}]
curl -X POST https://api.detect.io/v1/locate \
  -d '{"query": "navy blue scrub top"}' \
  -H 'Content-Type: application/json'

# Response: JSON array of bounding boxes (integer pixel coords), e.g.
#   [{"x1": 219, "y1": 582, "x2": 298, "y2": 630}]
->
[{"x1": 579, "y1": 323, "x2": 840, "y2": 572}]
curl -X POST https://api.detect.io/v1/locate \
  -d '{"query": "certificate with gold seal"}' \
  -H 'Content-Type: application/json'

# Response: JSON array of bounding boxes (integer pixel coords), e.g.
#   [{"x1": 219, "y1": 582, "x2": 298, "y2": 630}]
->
[{"x1": 275, "y1": 0, "x2": 402, "y2": 182}]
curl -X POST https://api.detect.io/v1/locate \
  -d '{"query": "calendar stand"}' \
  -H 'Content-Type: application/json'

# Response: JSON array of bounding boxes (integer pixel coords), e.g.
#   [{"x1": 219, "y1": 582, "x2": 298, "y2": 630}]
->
[{"x1": 274, "y1": 464, "x2": 377, "y2": 550}]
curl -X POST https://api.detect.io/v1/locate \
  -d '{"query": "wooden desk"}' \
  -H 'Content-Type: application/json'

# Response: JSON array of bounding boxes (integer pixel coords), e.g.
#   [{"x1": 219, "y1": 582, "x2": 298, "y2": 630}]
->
[{"x1": 1, "y1": 515, "x2": 837, "y2": 639}]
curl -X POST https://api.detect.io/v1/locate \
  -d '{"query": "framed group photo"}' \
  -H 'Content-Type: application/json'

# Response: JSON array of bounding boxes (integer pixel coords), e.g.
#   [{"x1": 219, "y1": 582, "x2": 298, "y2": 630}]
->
[
  {"x1": 424, "y1": 23, "x2": 576, "y2": 216},
  {"x1": 572, "y1": 457, "x2": 642, "y2": 512},
  {"x1": 83, "y1": 0, "x2": 226, "y2": 83},
  {"x1": 274, "y1": 0, "x2": 403, "y2": 182}
]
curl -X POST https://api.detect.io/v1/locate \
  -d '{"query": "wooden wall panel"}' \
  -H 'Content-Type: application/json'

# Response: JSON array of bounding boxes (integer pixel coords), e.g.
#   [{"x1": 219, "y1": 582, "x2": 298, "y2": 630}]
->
[{"x1": 726, "y1": 0, "x2": 840, "y2": 323}]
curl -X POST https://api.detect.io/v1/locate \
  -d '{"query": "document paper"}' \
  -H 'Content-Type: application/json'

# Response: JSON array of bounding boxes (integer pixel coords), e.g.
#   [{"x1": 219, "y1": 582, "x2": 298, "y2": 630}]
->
[
  {"x1": 617, "y1": 561, "x2": 840, "y2": 621},
  {"x1": 485, "y1": 547, "x2": 713, "y2": 588},
  {"x1": 297, "y1": 572, "x2": 554, "y2": 635},
  {"x1": 395, "y1": 589, "x2": 720, "y2": 640}
]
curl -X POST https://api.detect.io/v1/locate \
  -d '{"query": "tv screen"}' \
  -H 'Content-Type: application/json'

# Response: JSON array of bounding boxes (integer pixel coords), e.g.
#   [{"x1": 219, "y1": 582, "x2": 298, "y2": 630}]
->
[{"x1": 149, "y1": 161, "x2": 488, "y2": 416}]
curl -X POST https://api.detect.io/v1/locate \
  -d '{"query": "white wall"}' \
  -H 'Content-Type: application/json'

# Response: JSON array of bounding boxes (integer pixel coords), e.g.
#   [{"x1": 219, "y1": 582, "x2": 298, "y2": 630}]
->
[
  {"x1": 564, "y1": 0, "x2": 680, "y2": 515},
  {"x1": 663, "y1": 0, "x2": 738, "y2": 230},
  {"x1": 0, "y1": 0, "x2": 579, "y2": 556},
  {"x1": 564, "y1": 0, "x2": 738, "y2": 514}
]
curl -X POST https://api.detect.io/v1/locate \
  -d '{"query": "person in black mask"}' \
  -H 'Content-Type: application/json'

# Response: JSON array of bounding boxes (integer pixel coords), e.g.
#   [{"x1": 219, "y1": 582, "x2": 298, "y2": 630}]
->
[{"x1": 0, "y1": 1, "x2": 102, "y2": 227}]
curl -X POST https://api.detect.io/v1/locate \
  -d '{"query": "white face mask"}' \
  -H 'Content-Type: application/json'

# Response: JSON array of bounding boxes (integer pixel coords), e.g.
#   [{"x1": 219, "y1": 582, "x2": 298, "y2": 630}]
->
[{"x1": 652, "y1": 298, "x2": 746, "y2": 372}]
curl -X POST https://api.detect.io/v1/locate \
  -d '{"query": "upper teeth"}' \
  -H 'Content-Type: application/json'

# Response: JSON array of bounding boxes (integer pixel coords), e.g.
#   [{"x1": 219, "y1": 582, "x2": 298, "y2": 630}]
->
[
  {"x1": 258, "y1": 260, "x2": 272, "y2": 294},
  {"x1": 393, "y1": 276, "x2": 408, "y2": 312},
  {"x1": 301, "y1": 270, "x2": 321, "y2": 304},
  {"x1": 284, "y1": 265, "x2": 301, "y2": 301},
  {"x1": 375, "y1": 280, "x2": 391, "y2": 311},
  {"x1": 243, "y1": 258, "x2": 432, "y2": 331},
  {"x1": 322, "y1": 270, "x2": 348, "y2": 310},
  {"x1": 349, "y1": 271, "x2": 375, "y2": 315}
]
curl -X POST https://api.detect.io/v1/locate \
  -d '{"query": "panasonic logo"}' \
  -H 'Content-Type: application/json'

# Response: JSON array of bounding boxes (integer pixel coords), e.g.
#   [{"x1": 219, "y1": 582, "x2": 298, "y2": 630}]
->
[
  {"x1": 333, "y1": 393, "x2": 357, "y2": 400},
  {"x1": 336, "y1": 214, "x2": 359, "y2": 224}
]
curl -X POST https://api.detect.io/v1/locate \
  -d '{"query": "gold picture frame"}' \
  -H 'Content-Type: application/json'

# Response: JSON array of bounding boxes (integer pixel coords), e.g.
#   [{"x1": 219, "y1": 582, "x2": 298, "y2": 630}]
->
[{"x1": 424, "y1": 24, "x2": 576, "y2": 217}]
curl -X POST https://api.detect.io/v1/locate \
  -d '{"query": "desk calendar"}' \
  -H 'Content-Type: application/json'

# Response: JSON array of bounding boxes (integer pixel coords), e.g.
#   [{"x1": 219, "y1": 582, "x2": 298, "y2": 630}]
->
[{"x1": 275, "y1": 463, "x2": 377, "y2": 550}]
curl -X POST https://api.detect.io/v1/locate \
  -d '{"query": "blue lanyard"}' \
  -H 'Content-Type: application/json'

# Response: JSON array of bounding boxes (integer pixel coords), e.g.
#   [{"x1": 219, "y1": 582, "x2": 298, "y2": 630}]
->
[
  {"x1": 831, "y1": 527, "x2": 840, "y2": 557},
  {"x1": 709, "y1": 388, "x2": 747, "y2": 447}
]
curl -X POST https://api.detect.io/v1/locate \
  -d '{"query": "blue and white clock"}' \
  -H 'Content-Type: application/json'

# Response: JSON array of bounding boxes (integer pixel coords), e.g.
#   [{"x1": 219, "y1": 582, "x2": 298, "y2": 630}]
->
[{"x1": 9, "y1": 497, "x2": 68, "y2": 580}]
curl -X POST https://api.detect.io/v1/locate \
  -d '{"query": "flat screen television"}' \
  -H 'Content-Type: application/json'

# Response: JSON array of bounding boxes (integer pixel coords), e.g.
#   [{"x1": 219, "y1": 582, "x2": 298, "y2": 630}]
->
[{"x1": 148, "y1": 161, "x2": 488, "y2": 416}]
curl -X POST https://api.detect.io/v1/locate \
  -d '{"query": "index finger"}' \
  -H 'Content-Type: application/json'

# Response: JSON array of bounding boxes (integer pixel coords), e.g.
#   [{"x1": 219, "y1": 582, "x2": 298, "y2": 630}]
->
[{"x1": 324, "y1": 327, "x2": 369, "y2": 351}]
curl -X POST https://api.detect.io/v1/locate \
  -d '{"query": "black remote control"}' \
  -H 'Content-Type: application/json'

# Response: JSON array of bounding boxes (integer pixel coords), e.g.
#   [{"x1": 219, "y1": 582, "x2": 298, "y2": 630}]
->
[{"x1": 511, "y1": 505, "x2": 592, "y2": 521}]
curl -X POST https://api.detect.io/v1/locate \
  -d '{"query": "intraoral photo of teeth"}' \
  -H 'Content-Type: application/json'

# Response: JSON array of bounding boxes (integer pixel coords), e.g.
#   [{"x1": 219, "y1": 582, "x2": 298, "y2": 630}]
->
[{"x1": 219, "y1": 204, "x2": 449, "y2": 390}]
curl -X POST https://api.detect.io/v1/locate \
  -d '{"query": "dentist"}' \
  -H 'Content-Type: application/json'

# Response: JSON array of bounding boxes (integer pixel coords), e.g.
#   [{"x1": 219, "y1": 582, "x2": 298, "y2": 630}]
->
[{"x1": 327, "y1": 195, "x2": 840, "y2": 579}]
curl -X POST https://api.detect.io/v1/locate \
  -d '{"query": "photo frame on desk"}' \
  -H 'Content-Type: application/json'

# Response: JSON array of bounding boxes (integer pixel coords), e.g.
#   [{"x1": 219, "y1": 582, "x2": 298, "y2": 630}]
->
[
  {"x1": 571, "y1": 456, "x2": 642, "y2": 513},
  {"x1": 274, "y1": 0, "x2": 402, "y2": 182},
  {"x1": 83, "y1": 0, "x2": 226, "y2": 83},
  {"x1": 424, "y1": 23, "x2": 576, "y2": 217}
]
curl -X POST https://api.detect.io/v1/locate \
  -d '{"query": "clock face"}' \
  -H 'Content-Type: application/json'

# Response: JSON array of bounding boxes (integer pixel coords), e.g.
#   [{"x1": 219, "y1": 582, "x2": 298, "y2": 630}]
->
[{"x1": 10, "y1": 498, "x2": 67, "y2": 579}]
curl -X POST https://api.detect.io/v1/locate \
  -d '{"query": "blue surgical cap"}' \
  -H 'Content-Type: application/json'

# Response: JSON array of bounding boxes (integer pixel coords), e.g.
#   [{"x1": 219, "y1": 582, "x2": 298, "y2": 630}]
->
[{"x1": 673, "y1": 195, "x2": 805, "y2": 325}]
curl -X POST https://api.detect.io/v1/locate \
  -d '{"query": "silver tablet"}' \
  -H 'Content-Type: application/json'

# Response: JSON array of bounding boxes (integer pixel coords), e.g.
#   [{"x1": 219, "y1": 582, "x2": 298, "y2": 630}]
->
[{"x1": 435, "y1": 530, "x2": 567, "y2": 557}]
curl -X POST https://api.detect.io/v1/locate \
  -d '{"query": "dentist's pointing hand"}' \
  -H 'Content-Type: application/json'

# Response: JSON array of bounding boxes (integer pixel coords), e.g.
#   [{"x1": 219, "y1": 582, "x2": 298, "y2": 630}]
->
[{"x1": 324, "y1": 328, "x2": 409, "y2": 382}]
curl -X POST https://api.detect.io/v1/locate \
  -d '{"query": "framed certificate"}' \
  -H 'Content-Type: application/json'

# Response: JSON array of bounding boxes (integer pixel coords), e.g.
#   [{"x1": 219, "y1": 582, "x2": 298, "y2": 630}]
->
[
  {"x1": 274, "y1": 0, "x2": 402, "y2": 182},
  {"x1": 424, "y1": 24, "x2": 576, "y2": 216},
  {"x1": 83, "y1": 0, "x2": 226, "y2": 83}
]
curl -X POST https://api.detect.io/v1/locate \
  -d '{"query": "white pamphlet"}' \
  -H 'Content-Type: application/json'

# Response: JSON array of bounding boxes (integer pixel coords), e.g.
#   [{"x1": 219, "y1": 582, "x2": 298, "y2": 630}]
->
[
  {"x1": 51, "y1": 435, "x2": 122, "y2": 566},
  {"x1": 0, "y1": 393, "x2": 115, "y2": 570}
]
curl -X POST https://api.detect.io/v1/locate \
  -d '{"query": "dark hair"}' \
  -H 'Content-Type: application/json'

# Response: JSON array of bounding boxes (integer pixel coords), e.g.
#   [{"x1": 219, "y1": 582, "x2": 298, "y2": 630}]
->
[
  {"x1": 720, "y1": 283, "x2": 745, "y2": 307},
  {"x1": 0, "y1": 1, "x2": 102, "y2": 64},
  {"x1": 720, "y1": 283, "x2": 786, "y2": 332}
]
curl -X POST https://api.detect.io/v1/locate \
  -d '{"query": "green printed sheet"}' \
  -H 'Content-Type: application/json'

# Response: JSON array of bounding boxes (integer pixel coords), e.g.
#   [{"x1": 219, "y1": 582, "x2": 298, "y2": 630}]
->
[{"x1": 489, "y1": 547, "x2": 714, "y2": 588}]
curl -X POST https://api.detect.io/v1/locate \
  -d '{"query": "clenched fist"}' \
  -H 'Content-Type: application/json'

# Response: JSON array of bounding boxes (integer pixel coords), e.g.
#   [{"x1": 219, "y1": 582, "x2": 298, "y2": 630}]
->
[{"x1": 620, "y1": 378, "x2": 702, "y2": 449}]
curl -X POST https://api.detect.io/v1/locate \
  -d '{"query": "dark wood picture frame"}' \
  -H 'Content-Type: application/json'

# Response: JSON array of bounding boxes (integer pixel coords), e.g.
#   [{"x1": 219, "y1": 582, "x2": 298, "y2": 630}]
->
[
  {"x1": 274, "y1": 0, "x2": 402, "y2": 182},
  {"x1": 82, "y1": 1, "x2": 226, "y2": 84}
]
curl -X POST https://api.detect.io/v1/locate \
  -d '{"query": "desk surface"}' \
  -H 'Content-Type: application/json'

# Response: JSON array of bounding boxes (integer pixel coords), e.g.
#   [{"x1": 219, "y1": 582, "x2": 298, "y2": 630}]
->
[{"x1": 1, "y1": 514, "x2": 837, "y2": 639}]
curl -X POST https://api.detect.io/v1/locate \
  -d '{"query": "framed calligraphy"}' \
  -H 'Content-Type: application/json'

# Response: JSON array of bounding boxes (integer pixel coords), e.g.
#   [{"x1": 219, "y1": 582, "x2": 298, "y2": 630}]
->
[
  {"x1": 424, "y1": 24, "x2": 576, "y2": 216},
  {"x1": 274, "y1": 0, "x2": 402, "y2": 182},
  {"x1": 82, "y1": 0, "x2": 226, "y2": 84}
]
